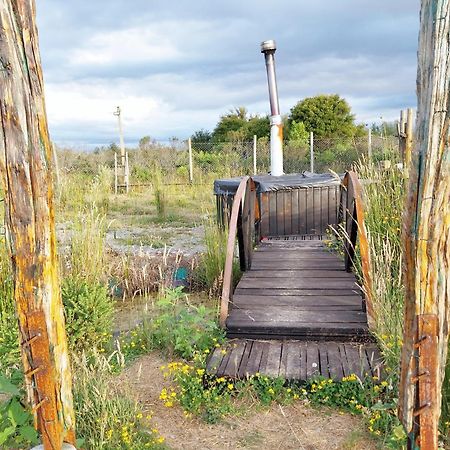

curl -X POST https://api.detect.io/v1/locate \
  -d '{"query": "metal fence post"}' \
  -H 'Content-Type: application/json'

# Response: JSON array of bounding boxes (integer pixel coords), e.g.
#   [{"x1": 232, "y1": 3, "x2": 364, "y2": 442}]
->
[
  {"x1": 188, "y1": 138, "x2": 194, "y2": 184},
  {"x1": 253, "y1": 135, "x2": 257, "y2": 174},
  {"x1": 310, "y1": 131, "x2": 314, "y2": 173}
]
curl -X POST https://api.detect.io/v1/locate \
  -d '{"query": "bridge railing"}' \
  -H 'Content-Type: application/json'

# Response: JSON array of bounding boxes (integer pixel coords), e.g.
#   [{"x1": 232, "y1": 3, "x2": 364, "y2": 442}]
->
[
  {"x1": 219, "y1": 176, "x2": 259, "y2": 327},
  {"x1": 339, "y1": 171, "x2": 374, "y2": 325}
]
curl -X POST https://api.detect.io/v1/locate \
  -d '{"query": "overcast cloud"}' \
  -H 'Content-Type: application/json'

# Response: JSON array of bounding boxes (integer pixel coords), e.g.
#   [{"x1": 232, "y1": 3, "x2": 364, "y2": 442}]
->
[{"x1": 36, "y1": 0, "x2": 420, "y2": 148}]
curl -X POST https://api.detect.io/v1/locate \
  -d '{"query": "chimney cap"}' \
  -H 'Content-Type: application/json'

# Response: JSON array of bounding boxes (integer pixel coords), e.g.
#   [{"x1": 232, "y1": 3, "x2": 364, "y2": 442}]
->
[{"x1": 261, "y1": 40, "x2": 276, "y2": 53}]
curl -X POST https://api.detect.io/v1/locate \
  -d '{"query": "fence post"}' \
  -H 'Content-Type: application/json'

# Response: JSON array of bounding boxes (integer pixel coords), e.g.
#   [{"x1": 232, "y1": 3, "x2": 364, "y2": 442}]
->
[
  {"x1": 309, "y1": 131, "x2": 314, "y2": 173},
  {"x1": 253, "y1": 135, "x2": 257, "y2": 174},
  {"x1": 398, "y1": 1, "x2": 450, "y2": 448},
  {"x1": 114, "y1": 152, "x2": 118, "y2": 195},
  {"x1": 405, "y1": 108, "x2": 414, "y2": 170},
  {"x1": 0, "y1": 1, "x2": 76, "y2": 447},
  {"x1": 188, "y1": 137, "x2": 194, "y2": 184},
  {"x1": 367, "y1": 128, "x2": 372, "y2": 161},
  {"x1": 125, "y1": 151, "x2": 129, "y2": 193}
]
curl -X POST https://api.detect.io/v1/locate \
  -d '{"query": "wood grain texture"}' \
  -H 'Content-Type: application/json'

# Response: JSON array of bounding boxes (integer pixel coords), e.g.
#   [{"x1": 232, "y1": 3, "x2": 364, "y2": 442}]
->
[
  {"x1": 399, "y1": 0, "x2": 450, "y2": 441},
  {"x1": 0, "y1": 1, "x2": 75, "y2": 446}
]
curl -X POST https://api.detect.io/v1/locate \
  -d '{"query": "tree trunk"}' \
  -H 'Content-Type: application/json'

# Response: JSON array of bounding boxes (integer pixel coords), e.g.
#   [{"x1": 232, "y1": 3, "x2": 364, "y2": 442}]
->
[
  {"x1": 0, "y1": 1, "x2": 75, "y2": 448},
  {"x1": 399, "y1": 0, "x2": 450, "y2": 448}
]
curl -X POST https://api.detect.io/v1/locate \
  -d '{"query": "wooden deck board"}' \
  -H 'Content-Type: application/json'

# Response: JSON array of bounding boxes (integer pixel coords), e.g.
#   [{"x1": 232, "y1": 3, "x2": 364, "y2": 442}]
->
[
  {"x1": 228, "y1": 239, "x2": 369, "y2": 341},
  {"x1": 207, "y1": 340, "x2": 383, "y2": 382}
]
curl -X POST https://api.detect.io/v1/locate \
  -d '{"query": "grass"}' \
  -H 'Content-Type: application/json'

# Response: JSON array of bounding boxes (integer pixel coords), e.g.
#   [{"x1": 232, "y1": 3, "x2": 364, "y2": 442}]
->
[
  {"x1": 68, "y1": 206, "x2": 109, "y2": 284},
  {"x1": 355, "y1": 163, "x2": 406, "y2": 369},
  {"x1": 72, "y1": 352, "x2": 167, "y2": 449}
]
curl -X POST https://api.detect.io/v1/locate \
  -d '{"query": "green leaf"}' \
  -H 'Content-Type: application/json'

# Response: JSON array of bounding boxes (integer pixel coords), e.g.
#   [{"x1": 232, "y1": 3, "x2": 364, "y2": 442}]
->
[
  {"x1": 7, "y1": 398, "x2": 29, "y2": 427},
  {"x1": 0, "y1": 426, "x2": 16, "y2": 445},
  {"x1": 19, "y1": 425, "x2": 38, "y2": 443},
  {"x1": 0, "y1": 374, "x2": 20, "y2": 395},
  {"x1": 76, "y1": 437, "x2": 86, "y2": 447}
]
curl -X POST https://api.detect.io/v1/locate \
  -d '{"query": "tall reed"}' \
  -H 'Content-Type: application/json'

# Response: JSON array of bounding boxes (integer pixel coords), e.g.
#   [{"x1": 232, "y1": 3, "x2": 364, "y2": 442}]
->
[
  {"x1": 69, "y1": 206, "x2": 108, "y2": 284},
  {"x1": 355, "y1": 163, "x2": 406, "y2": 368}
]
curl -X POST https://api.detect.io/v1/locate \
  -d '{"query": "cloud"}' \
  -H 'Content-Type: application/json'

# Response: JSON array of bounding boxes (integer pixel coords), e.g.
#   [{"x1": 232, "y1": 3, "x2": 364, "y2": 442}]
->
[{"x1": 37, "y1": 0, "x2": 420, "y2": 146}]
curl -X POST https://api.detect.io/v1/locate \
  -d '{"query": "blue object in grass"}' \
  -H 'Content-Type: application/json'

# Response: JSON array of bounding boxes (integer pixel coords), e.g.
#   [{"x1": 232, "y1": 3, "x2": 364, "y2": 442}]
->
[{"x1": 173, "y1": 267, "x2": 188, "y2": 287}]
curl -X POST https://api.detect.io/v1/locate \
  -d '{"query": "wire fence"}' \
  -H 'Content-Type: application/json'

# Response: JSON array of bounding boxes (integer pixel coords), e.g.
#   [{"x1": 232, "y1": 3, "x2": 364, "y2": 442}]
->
[{"x1": 57, "y1": 135, "x2": 400, "y2": 186}]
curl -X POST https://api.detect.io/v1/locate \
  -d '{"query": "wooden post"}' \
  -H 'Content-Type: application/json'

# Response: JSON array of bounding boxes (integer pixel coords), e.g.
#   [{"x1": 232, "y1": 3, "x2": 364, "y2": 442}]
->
[
  {"x1": 0, "y1": 1, "x2": 76, "y2": 448},
  {"x1": 399, "y1": 1, "x2": 450, "y2": 449},
  {"x1": 188, "y1": 137, "x2": 193, "y2": 184},
  {"x1": 399, "y1": 109, "x2": 407, "y2": 163},
  {"x1": 125, "y1": 151, "x2": 129, "y2": 193},
  {"x1": 367, "y1": 128, "x2": 372, "y2": 161},
  {"x1": 114, "y1": 152, "x2": 118, "y2": 195},
  {"x1": 253, "y1": 134, "x2": 257, "y2": 174},
  {"x1": 405, "y1": 107, "x2": 414, "y2": 170},
  {"x1": 309, "y1": 131, "x2": 314, "y2": 173}
]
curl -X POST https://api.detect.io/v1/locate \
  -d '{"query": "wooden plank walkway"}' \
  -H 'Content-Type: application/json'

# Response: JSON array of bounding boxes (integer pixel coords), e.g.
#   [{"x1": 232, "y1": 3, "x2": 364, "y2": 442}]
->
[
  {"x1": 226, "y1": 238, "x2": 370, "y2": 341},
  {"x1": 206, "y1": 339, "x2": 383, "y2": 381}
]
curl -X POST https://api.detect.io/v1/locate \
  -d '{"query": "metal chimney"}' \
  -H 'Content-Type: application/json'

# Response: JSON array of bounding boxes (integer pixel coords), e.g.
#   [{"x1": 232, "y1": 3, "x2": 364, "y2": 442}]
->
[{"x1": 261, "y1": 39, "x2": 283, "y2": 176}]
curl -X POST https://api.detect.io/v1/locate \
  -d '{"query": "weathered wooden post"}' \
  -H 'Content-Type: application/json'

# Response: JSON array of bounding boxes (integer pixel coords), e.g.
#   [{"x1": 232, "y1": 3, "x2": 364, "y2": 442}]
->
[
  {"x1": 0, "y1": 1, "x2": 76, "y2": 448},
  {"x1": 399, "y1": 1, "x2": 450, "y2": 449}
]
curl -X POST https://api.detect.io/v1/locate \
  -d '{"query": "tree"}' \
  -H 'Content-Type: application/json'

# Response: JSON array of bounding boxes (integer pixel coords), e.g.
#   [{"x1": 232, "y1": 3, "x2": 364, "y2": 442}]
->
[
  {"x1": 191, "y1": 129, "x2": 212, "y2": 144},
  {"x1": 288, "y1": 94, "x2": 356, "y2": 138},
  {"x1": 138, "y1": 135, "x2": 155, "y2": 151},
  {"x1": 246, "y1": 115, "x2": 270, "y2": 139},
  {"x1": 212, "y1": 107, "x2": 248, "y2": 142},
  {"x1": 0, "y1": 0, "x2": 75, "y2": 448},
  {"x1": 288, "y1": 120, "x2": 309, "y2": 144}
]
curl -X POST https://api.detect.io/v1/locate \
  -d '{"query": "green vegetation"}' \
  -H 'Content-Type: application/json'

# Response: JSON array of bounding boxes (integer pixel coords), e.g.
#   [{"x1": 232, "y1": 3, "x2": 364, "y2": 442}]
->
[
  {"x1": 62, "y1": 278, "x2": 114, "y2": 353},
  {"x1": 0, "y1": 372, "x2": 39, "y2": 448},
  {"x1": 288, "y1": 94, "x2": 364, "y2": 139}
]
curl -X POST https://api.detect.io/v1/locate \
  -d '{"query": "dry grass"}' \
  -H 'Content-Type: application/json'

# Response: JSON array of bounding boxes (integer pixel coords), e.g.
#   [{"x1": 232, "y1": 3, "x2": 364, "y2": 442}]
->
[{"x1": 119, "y1": 353, "x2": 379, "y2": 450}]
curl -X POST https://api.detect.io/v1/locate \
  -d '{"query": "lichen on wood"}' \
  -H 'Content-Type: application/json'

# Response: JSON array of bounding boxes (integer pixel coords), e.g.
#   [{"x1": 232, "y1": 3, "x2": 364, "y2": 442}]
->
[
  {"x1": 399, "y1": 0, "x2": 450, "y2": 446},
  {"x1": 0, "y1": 0, "x2": 75, "y2": 448}
]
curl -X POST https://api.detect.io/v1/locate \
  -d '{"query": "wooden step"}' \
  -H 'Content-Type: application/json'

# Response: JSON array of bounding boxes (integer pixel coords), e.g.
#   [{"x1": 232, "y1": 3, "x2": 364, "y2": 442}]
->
[{"x1": 206, "y1": 339, "x2": 383, "y2": 381}]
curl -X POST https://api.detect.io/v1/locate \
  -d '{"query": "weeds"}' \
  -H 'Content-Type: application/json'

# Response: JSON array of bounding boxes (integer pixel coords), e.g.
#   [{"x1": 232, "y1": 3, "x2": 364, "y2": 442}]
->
[
  {"x1": 68, "y1": 206, "x2": 108, "y2": 284},
  {"x1": 152, "y1": 167, "x2": 167, "y2": 219},
  {"x1": 194, "y1": 218, "x2": 240, "y2": 296},
  {"x1": 62, "y1": 277, "x2": 114, "y2": 353},
  {"x1": 119, "y1": 287, "x2": 225, "y2": 362},
  {"x1": 73, "y1": 352, "x2": 166, "y2": 449}
]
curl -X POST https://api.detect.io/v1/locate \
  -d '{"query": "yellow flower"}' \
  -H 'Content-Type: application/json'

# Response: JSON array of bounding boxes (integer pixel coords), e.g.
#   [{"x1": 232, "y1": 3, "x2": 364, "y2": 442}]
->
[
  {"x1": 197, "y1": 368, "x2": 205, "y2": 376},
  {"x1": 227, "y1": 383, "x2": 234, "y2": 390},
  {"x1": 381, "y1": 381, "x2": 388, "y2": 387},
  {"x1": 157, "y1": 436, "x2": 165, "y2": 443}
]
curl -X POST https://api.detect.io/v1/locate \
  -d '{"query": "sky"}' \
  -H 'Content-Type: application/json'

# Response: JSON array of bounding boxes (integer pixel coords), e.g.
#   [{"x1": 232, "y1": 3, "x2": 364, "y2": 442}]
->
[{"x1": 36, "y1": 0, "x2": 420, "y2": 149}]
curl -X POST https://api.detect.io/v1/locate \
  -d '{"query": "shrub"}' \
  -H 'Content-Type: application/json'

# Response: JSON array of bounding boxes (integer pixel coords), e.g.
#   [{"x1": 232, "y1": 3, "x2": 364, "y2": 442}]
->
[
  {"x1": 0, "y1": 371, "x2": 38, "y2": 448},
  {"x1": 122, "y1": 288, "x2": 225, "y2": 361},
  {"x1": 62, "y1": 277, "x2": 114, "y2": 353}
]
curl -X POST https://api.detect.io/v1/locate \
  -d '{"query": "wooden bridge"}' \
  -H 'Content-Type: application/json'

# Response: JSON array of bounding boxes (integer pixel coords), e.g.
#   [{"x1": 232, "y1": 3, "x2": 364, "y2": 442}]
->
[{"x1": 207, "y1": 172, "x2": 382, "y2": 381}]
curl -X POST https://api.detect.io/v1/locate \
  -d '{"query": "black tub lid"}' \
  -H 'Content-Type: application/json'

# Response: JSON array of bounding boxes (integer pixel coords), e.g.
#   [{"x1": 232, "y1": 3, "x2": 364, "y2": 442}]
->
[{"x1": 213, "y1": 172, "x2": 342, "y2": 195}]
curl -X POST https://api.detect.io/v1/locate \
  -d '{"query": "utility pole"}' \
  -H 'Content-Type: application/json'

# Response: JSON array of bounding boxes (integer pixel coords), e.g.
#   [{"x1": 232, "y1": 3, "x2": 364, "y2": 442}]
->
[
  {"x1": 261, "y1": 40, "x2": 283, "y2": 176},
  {"x1": 0, "y1": 1, "x2": 76, "y2": 448},
  {"x1": 399, "y1": 1, "x2": 450, "y2": 449}
]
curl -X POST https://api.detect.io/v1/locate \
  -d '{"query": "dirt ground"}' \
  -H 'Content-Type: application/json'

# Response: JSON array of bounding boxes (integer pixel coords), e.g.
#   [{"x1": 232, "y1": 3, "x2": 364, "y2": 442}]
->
[{"x1": 119, "y1": 353, "x2": 379, "y2": 450}]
